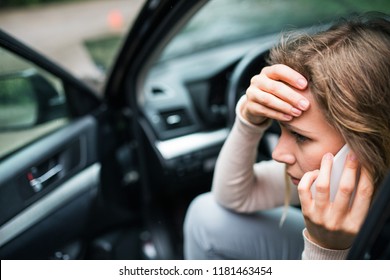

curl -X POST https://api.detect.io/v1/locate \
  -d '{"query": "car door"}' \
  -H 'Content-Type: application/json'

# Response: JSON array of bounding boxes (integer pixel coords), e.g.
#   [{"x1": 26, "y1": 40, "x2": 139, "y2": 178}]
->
[
  {"x1": 0, "y1": 28, "x2": 108, "y2": 259},
  {"x1": 0, "y1": 26, "x2": 147, "y2": 259}
]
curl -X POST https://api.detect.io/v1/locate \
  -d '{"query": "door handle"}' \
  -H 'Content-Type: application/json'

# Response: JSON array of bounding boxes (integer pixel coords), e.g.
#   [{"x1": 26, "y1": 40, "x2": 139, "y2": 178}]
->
[{"x1": 28, "y1": 164, "x2": 63, "y2": 192}]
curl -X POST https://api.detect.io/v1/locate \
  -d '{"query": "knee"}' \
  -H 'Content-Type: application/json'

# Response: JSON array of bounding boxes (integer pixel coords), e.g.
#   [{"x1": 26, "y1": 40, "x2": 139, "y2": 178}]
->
[
  {"x1": 184, "y1": 192, "x2": 216, "y2": 233},
  {"x1": 184, "y1": 192, "x2": 225, "y2": 259},
  {"x1": 184, "y1": 192, "x2": 236, "y2": 241}
]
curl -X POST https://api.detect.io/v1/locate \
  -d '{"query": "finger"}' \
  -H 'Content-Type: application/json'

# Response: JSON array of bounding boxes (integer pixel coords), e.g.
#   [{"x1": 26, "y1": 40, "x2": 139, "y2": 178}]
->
[
  {"x1": 298, "y1": 170, "x2": 319, "y2": 206},
  {"x1": 246, "y1": 85, "x2": 303, "y2": 117},
  {"x1": 254, "y1": 72, "x2": 310, "y2": 113},
  {"x1": 244, "y1": 100, "x2": 293, "y2": 122},
  {"x1": 333, "y1": 152, "x2": 359, "y2": 214},
  {"x1": 260, "y1": 65, "x2": 309, "y2": 110},
  {"x1": 349, "y1": 167, "x2": 374, "y2": 224},
  {"x1": 262, "y1": 64, "x2": 308, "y2": 90},
  {"x1": 314, "y1": 153, "x2": 333, "y2": 209}
]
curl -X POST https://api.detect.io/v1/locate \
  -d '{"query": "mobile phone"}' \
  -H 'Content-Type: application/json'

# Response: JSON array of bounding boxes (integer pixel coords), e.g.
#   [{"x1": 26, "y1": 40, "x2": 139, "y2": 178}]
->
[{"x1": 311, "y1": 144, "x2": 357, "y2": 202}]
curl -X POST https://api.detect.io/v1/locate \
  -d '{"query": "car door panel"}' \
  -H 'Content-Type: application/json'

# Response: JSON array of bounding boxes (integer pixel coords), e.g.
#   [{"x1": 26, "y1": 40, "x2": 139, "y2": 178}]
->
[
  {"x1": 0, "y1": 167, "x2": 98, "y2": 259},
  {"x1": 0, "y1": 24, "x2": 108, "y2": 259},
  {"x1": 0, "y1": 115, "x2": 99, "y2": 259}
]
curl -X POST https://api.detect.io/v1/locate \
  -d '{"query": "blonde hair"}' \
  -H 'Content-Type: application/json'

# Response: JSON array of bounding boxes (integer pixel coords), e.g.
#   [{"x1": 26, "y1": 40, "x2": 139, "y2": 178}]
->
[{"x1": 269, "y1": 13, "x2": 390, "y2": 189}]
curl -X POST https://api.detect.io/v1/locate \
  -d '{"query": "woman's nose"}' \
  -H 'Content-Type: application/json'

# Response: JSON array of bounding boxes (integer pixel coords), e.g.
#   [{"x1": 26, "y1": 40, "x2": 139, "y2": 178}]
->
[{"x1": 272, "y1": 137, "x2": 296, "y2": 165}]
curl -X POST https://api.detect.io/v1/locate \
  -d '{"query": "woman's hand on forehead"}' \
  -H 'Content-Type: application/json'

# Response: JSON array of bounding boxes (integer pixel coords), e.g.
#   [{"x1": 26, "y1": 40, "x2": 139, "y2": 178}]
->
[{"x1": 242, "y1": 64, "x2": 310, "y2": 125}]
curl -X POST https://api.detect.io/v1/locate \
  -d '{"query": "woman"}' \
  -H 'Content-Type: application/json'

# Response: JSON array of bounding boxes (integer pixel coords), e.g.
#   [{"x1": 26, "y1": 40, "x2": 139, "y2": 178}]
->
[{"x1": 183, "y1": 14, "x2": 390, "y2": 259}]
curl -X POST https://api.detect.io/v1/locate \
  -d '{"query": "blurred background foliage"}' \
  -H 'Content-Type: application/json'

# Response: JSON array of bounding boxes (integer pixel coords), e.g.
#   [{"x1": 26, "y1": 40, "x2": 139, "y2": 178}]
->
[{"x1": 0, "y1": 0, "x2": 89, "y2": 8}]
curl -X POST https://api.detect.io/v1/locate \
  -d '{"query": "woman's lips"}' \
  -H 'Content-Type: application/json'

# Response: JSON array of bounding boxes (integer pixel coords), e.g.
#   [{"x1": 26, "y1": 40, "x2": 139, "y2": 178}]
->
[{"x1": 289, "y1": 175, "x2": 300, "y2": 185}]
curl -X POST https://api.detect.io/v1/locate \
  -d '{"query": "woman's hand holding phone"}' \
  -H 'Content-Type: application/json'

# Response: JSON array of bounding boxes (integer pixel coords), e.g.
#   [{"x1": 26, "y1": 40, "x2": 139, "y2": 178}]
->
[
  {"x1": 298, "y1": 150, "x2": 375, "y2": 250},
  {"x1": 311, "y1": 145, "x2": 355, "y2": 203}
]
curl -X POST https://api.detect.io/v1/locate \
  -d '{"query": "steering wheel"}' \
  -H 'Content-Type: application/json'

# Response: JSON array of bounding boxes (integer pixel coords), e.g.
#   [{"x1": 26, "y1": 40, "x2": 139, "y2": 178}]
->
[
  {"x1": 226, "y1": 43, "x2": 276, "y2": 127},
  {"x1": 226, "y1": 42, "x2": 280, "y2": 160}
]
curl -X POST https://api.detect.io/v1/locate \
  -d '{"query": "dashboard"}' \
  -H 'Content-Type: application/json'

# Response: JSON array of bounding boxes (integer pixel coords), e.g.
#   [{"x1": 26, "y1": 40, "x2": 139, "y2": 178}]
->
[{"x1": 140, "y1": 36, "x2": 279, "y2": 184}]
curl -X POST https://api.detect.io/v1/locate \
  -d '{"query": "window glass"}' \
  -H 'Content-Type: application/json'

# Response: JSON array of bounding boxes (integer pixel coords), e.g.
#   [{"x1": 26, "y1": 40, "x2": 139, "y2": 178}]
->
[
  {"x1": 161, "y1": 0, "x2": 390, "y2": 61},
  {"x1": 0, "y1": 76, "x2": 38, "y2": 127},
  {"x1": 0, "y1": 47, "x2": 69, "y2": 159}
]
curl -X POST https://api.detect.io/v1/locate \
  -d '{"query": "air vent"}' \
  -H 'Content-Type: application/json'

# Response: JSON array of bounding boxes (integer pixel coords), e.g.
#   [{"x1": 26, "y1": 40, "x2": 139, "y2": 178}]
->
[
  {"x1": 151, "y1": 87, "x2": 166, "y2": 96},
  {"x1": 149, "y1": 85, "x2": 174, "y2": 98},
  {"x1": 160, "y1": 109, "x2": 192, "y2": 130}
]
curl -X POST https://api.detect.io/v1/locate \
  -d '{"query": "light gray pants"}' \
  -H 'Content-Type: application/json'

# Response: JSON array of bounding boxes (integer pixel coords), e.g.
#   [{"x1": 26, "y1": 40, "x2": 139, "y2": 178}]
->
[{"x1": 183, "y1": 192, "x2": 305, "y2": 259}]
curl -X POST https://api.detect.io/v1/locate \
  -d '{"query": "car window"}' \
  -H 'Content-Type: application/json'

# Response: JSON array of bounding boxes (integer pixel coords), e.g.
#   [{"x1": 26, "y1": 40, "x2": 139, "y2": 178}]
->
[
  {"x1": 161, "y1": 0, "x2": 390, "y2": 61},
  {"x1": 0, "y1": 47, "x2": 69, "y2": 159}
]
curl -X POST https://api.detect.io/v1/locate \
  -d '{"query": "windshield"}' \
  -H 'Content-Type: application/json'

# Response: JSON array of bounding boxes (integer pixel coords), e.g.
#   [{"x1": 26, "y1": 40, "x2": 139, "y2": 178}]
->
[{"x1": 161, "y1": 0, "x2": 390, "y2": 60}]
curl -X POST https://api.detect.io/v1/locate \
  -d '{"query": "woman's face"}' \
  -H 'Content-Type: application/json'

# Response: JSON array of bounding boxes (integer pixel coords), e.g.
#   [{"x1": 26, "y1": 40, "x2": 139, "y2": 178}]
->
[{"x1": 272, "y1": 89, "x2": 345, "y2": 185}]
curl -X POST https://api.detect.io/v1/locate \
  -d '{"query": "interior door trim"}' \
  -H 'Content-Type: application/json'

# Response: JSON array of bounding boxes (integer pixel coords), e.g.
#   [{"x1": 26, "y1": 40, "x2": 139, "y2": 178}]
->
[
  {"x1": 0, "y1": 163, "x2": 100, "y2": 247},
  {"x1": 155, "y1": 128, "x2": 229, "y2": 160}
]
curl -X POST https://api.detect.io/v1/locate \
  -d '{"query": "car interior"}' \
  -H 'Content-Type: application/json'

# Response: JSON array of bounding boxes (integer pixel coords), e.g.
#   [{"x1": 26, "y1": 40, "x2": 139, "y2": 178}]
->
[{"x1": 0, "y1": 0, "x2": 389, "y2": 260}]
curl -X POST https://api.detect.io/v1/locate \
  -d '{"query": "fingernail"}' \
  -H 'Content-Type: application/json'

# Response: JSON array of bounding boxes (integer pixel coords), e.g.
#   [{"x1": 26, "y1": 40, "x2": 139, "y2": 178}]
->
[
  {"x1": 298, "y1": 99, "x2": 309, "y2": 110},
  {"x1": 297, "y1": 78, "x2": 307, "y2": 88},
  {"x1": 324, "y1": 153, "x2": 333, "y2": 160},
  {"x1": 283, "y1": 114, "x2": 293, "y2": 121},
  {"x1": 291, "y1": 107, "x2": 302, "y2": 117},
  {"x1": 348, "y1": 152, "x2": 357, "y2": 161}
]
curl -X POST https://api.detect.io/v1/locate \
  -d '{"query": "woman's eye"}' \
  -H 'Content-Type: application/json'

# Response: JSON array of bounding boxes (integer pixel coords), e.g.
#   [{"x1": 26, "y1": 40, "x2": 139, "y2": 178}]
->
[{"x1": 291, "y1": 131, "x2": 308, "y2": 143}]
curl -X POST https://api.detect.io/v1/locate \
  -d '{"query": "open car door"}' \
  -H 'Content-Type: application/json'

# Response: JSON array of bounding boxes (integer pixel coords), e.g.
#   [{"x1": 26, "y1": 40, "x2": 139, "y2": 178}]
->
[
  {"x1": 0, "y1": 24, "x2": 148, "y2": 259},
  {"x1": 0, "y1": 29, "x2": 106, "y2": 259}
]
